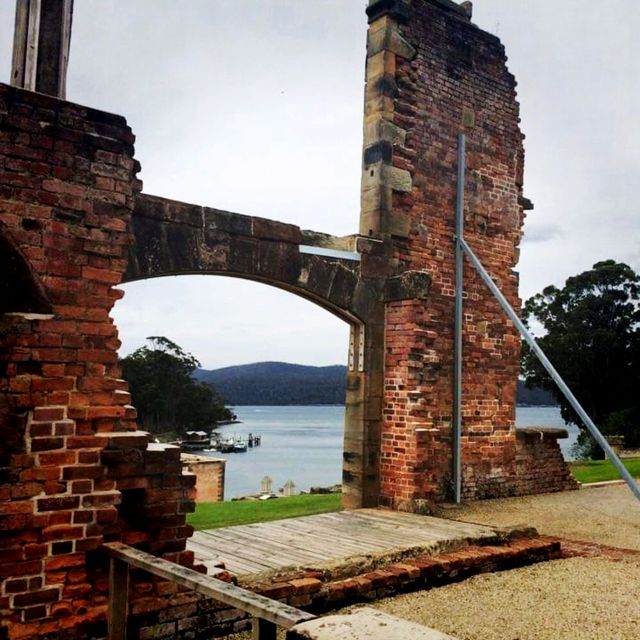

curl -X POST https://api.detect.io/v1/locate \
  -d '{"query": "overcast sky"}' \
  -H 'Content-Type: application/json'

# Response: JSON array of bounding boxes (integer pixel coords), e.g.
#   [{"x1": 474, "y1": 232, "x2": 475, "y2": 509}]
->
[{"x1": 1, "y1": 1, "x2": 638, "y2": 370}]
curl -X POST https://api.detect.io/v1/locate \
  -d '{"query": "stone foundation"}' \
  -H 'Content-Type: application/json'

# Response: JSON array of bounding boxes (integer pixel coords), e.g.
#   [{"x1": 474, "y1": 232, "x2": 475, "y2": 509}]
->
[{"x1": 127, "y1": 535, "x2": 560, "y2": 639}]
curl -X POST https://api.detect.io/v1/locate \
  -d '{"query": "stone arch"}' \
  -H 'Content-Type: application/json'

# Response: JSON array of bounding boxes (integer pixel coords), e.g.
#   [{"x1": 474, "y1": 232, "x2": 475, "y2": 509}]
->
[
  {"x1": 122, "y1": 193, "x2": 384, "y2": 508},
  {"x1": 123, "y1": 194, "x2": 378, "y2": 326}
]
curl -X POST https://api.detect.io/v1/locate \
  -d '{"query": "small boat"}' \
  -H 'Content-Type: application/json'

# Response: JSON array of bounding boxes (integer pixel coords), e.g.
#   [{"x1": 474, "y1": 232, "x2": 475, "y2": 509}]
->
[
  {"x1": 233, "y1": 439, "x2": 248, "y2": 452},
  {"x1": 218, "y1": 437, "x2": 236, "y2": 453}
]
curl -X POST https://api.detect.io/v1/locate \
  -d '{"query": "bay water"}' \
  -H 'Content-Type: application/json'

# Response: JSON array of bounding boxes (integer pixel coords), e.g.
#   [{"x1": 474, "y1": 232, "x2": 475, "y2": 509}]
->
[{"x1": 208, "y1": 405, "x2": 577, "y2": 500}]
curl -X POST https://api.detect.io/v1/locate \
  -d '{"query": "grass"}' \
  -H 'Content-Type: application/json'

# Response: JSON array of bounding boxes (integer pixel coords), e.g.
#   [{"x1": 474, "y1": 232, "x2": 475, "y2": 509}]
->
[
  {"x1": 569, "y1": 457, "x2": 640, "y2": 484},
  {"x1": 188, "y1": 493, "x2": 343, "y2": 530}
]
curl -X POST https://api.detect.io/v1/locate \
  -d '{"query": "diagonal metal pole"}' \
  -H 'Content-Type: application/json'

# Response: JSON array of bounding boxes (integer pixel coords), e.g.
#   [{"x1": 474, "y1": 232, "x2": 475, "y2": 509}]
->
[
  {"x1": 458, "y1": 235, "x2": 640, "y2": 503},
  {"x1": 452, "y1": 134, "x2": 465, "y2": 503}
]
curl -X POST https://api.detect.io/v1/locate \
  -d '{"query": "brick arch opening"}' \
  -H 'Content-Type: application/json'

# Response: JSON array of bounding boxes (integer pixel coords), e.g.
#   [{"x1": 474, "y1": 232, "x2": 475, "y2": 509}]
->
[
  {"x1": 114, "y1": 271, "x2": 362, "y2": 502},
  {"x1": 118, "y1": 193, "x2": 384, "y2": 510},
  {"x1": 0, "y1": 226, "x2": 52, "y2": 317}
]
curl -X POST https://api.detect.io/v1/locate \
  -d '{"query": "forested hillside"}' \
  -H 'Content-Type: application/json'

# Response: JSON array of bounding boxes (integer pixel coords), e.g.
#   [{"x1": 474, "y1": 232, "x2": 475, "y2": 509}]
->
[
  {"x1": 195, "y1": 362, "x2": 347, "y2": 405},
  {"x1": 196, "y1": 362, "x2": 556, "y2": 407}
]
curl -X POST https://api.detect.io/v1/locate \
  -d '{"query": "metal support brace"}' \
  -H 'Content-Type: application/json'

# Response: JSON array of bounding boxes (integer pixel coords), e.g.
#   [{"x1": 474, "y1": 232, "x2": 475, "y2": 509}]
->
[
  {"x1": 452, "y1": 134, "x2": 465, "y2": 504},
  {"x1": 458, "y1": 236, "x2": 640, "y2": 504}
]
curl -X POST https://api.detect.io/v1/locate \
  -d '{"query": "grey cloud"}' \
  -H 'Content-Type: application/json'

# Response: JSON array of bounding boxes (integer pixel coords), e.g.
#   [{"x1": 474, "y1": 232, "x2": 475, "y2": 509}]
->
[{"x1": 522, "y1": 225, "x2": 564, "y2": 244}]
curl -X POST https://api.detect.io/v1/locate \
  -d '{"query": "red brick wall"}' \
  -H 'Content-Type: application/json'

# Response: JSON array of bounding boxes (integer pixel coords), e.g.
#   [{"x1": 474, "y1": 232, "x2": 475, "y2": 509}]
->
[
  {"x1": 365, "y1": 0, "x2": 574, "y2": 507},
  {"x1": 0, "y1": 84, "x2": 198, "y2": 640}
]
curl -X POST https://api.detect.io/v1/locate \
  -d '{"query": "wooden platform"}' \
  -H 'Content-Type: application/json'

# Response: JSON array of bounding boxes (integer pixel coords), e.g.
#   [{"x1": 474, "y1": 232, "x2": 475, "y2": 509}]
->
[{"x1": 188, "y1": 508, "x2": 500, "y2": 577}]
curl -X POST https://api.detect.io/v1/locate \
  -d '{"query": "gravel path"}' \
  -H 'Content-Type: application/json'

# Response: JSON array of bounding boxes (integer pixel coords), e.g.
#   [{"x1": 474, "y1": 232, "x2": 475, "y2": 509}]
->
[
  {"x1": 345, "y1": 556, "x2": 640, "y2": 640},
  {"x1": 358, "y1": 485, "x2": 640, "y2": 639},
  {"x1": 436, "y1": 483, "x2": 640, "y2": 550}
]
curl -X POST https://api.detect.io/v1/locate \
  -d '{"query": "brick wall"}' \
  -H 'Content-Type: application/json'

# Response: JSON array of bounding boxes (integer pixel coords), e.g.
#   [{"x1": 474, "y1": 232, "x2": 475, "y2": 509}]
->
[
  {"x1": 0, "y1": 2, "x2": 578, "y2": 637},
  {"x1": 363, "y1": 0, "x2": 574, "y2": 507},
  {"x1": 131, "y1": 535, "x2": 560, "y2": 638},
  {"x1": 0, "y1": 84, "x2": 200, "y2": 640}
]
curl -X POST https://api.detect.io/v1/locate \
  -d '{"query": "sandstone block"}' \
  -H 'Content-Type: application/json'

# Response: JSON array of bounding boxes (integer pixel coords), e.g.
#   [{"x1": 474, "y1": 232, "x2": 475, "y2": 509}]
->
[{"x1": 287, "y1": 607, "x2": 457, "y2": 639}]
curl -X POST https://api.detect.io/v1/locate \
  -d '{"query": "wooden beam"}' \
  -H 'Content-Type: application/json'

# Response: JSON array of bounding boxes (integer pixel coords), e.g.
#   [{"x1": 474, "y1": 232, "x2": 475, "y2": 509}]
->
[
  {"x1": 10, "y1": 0, "x2": 73, "y2": 98},
  {"x1": 10, "y1": 0, "x2": 29, "y2": 87},
  {"x1": 253, "y1": 617, "x2": 277, "y2": 640},
  {"x1": 108, "y1": 557, "x2": 129, "y2": 640},
  {"x1": 102, "y1": 542, "x2": 315, "y2": 630}
]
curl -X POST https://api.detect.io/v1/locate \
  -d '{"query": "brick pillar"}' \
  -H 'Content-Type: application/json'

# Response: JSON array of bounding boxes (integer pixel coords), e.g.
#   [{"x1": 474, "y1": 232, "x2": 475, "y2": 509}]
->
[
  {"x1": 362, "y1": 0, "x2": 535, "y2": 508},
  {"x1": 0, "y1": 84, "x2": 198, "y2": 640}
]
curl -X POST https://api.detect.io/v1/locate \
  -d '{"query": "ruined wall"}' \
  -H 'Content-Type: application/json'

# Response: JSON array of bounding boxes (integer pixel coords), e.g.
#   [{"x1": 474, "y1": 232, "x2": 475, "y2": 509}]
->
[
  {"x1": 0, "y1": 85, "x2": 200, "y2": 640},
  {"x1": 182, "y1": 455, "x2": 225, "y2": 503},
  {"x1": 0, "y1": 3, "x2": 579, "y2": 637},
  {"x1": 362, "y1": 0, "x2": 575, "y2": 507}
]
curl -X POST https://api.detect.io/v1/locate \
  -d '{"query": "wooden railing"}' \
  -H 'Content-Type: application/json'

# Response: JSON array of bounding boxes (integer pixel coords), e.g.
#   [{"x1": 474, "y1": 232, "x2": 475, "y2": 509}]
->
[{"x1": 102, "y1": 542, "x2": 316, "y2": 640}]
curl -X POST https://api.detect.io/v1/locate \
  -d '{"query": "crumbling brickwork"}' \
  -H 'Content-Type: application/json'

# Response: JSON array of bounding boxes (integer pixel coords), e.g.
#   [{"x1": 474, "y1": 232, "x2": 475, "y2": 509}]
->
[
  {"x1": 0, "y1": 2, "x2": 578, "y2": 638},
  {"x1": 362, "y1": 0, "x2": 575, "y2": 507},
  {"x1": 0, "y1": 85, "x2": 199, "y2": 640},
  {"x1": 182, "y1": 455, "x2": 225, "y2": 503}
]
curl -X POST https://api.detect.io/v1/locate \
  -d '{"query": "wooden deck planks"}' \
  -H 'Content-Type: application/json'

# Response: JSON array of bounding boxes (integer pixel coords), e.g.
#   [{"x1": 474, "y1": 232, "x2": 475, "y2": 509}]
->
[{"x1": 189, "y1": 508, "x2": 497, "y2": 576}]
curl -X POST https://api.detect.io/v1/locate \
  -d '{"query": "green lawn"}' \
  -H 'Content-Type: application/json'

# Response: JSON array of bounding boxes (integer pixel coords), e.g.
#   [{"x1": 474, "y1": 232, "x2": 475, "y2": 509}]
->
[
  {"x1": 188, "y1": 493, "x2": 343, "y2": 530},
  {"x1": 569, "y1": 457, "x2": 640, "y2": 484}
]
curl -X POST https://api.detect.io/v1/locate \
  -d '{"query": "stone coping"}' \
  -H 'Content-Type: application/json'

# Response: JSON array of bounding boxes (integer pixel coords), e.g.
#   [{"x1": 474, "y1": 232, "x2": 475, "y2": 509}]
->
[
  {"x1": 517, "y1": 426, "x2": 569, "y2": 439},
  {"x1": 288, "y1": 607, "x2": 457, "y2": 639},
  {"x1": 181, "y1": 453, "x2": 226, "y2": 464}
]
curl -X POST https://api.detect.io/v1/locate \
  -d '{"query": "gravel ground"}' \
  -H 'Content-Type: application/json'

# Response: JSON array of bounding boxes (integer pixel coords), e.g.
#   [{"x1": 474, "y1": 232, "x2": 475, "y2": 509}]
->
[
  {"x1": 343, "y1": 556, "x2": 640, "y2": 640},
  {"x1": 229, "y1": 485, "x2": 640, "y2": 639},
  {"x1": 436, "y1": 483, "x2": 640, "y2": 550}
]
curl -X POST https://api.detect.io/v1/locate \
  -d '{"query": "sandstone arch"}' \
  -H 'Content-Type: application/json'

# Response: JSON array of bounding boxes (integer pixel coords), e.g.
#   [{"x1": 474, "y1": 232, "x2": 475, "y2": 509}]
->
[
  {"x1": 124, "y1": 194, "x2": 380, "y2": 326},
  {"x1": 122, "y1": 193, "x2": 386, "y2": 509}
]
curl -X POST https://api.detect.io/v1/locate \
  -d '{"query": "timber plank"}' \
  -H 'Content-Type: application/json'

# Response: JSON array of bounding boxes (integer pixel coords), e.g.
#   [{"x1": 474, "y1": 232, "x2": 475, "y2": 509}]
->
[
  {"x1": 272, "y1": 518, "x2": 414, "y2": 549},
  {"x1": 198, "y1": 527, "x2": 333, "y2": 562},
  {"x1": 306, "y1": 512, "x2": 453, "y2": 546},
  {"x1": 187, "y1": 509, "x2": 502, "y2": 577},
  {"x1": 196, "y1": 530, "x2": 328, "y2": 569},
  {"x1": 350, "y1": 510, "x2": 496, "y2": 536},
  {"x1": 196, "y1": 531, "x2": 330, "y2": 561},
  {"x1": 262, "y1": 519, "x2": 391, "y2": 552}
]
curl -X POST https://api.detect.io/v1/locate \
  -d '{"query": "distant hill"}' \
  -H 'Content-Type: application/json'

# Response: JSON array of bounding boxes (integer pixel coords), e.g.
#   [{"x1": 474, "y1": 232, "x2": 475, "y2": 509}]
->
[
  {"x1": 516, "y1": 382, "x2": 556, "y2": 406},
  {"x1": 195, "y1": 362, "x2": 348, "y2": 405},
  {"x1": 196, "y1": 362, "x2": 556, "y2": 407}
]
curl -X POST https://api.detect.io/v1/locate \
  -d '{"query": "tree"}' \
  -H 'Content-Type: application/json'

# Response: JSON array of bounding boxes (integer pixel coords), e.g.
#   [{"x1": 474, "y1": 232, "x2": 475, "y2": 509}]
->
[
  {"x1": 120, "y1": 336, "x2": 234, "y2": 435},
  {"x1": 521, "y1": 260, "x2": 640, "y2": 458}
]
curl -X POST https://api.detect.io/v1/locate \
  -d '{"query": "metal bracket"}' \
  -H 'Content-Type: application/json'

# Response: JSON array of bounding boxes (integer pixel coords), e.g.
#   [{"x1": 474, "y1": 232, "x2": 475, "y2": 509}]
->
[
  {"x1": 358, "y1": 325, "x2": 365, "y2": 373},
  {"x1": 348, "y1": 324, "x2": 366, "y2": 373},
  {"x1": 348, "y1": 327, "x2": 356, "y2": 371}
]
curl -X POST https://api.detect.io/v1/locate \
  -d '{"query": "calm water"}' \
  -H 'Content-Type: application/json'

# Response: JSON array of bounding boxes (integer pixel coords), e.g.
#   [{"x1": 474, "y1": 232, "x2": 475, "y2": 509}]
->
[{"x1": 206, "y1": 405, "x2": 576, "y2": 500}]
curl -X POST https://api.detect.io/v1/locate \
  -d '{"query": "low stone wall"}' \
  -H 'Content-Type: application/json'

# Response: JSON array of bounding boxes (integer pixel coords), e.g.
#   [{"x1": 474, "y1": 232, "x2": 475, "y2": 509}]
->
[
  {"x1": 458, "y1": 428, "x2": 578, "y2": 501},
  {"x1": 181, "y1": 455, "x2": 225, "y2": 503},
  {"x1": 513, "y1": 428, "x2": 579, "y2": 495},
  {"x1": 127, "y1": 536, "x2": 560, "y2": 638}
]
